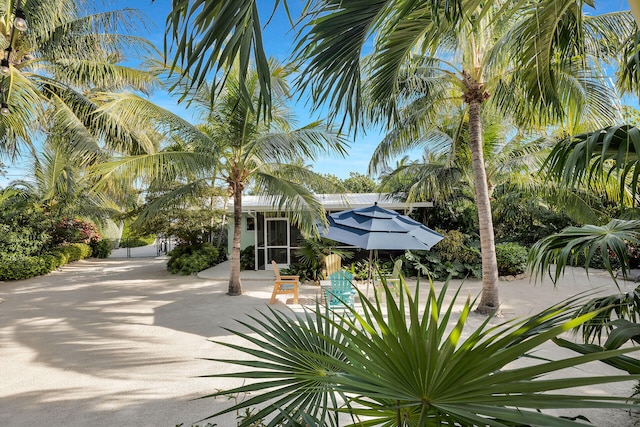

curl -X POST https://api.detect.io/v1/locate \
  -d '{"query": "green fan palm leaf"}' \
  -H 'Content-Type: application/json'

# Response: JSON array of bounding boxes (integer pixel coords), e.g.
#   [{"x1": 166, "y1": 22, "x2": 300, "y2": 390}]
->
[{"x1": 201, "y1": 277, "x2": 640, "y2": 426}]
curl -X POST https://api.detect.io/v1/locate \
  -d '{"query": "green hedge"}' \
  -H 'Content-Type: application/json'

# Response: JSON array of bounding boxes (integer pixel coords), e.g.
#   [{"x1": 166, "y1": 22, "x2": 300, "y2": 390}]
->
[
  {"x1": 90, "y1": 239, "x2": 113, "y2": 258},
  {"x1": 495, "y1": 242, "x2": 528, "y2": 276},
  {"x1": 167, "y1": 243, "x2": 227, "y2": 275},
  {"x1": 0, "y1": 243, "x2": 93, "y2": 281}
]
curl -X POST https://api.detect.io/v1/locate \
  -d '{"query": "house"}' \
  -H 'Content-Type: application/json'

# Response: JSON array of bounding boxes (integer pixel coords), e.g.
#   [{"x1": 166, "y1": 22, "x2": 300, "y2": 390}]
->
[{"x1": 228, "y1": 193, "x2": 433, "y2": 270}]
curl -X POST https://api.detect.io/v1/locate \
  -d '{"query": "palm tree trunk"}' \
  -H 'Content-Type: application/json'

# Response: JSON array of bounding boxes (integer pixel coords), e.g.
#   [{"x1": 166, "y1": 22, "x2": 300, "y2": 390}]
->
[
  {"x1": 228, "y1": 185, "x2": 243, "y2": 295},
  {"x1": 467, "y1": 97, "x2": 500, "y2": 314}
]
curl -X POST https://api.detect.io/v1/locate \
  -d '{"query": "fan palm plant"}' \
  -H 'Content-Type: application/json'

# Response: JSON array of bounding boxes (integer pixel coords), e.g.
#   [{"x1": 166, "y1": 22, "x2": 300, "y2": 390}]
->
[{"x1": 200, "y1": 278, "x2": 640, "y2": 426}]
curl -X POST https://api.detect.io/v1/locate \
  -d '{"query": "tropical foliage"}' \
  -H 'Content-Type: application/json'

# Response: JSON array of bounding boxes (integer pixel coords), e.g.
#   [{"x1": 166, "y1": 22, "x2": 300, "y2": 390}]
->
[
  {"x1": 0, "y1": 188, "x2": 105, "y2": 280},
  {"x1": 202, "y1": 279, "x2": 640, "y2": 426},
  {"x1": 284, "y1": 237, "x2": 353, "y2": 283},
  {"x1": 0, "y1": 0, "x2": 159, "y2": 159},
  {"x1": 125, "y1": 63, "x2": 346, "y2": 294},
  {"x1": 167, "y1": 243, "x2": 226, "y2": 276}
]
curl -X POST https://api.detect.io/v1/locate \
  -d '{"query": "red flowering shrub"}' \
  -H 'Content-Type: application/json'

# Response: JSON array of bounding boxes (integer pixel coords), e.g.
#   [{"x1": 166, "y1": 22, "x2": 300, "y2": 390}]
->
[{"x1": 50, "y1": 218, "x2": 100, "y2": 245}]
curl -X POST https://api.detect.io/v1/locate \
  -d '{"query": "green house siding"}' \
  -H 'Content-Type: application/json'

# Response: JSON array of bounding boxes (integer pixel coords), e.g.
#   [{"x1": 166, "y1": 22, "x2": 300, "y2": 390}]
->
[{"x1": 227, "y1": 213, "x2": 256, "y2": 256}]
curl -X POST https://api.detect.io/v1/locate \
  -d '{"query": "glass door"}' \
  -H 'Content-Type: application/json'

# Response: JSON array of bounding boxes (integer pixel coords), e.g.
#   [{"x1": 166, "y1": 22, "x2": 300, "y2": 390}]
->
[{"x1": 265, "y1": 218, "x2": 290, "y2": 268}]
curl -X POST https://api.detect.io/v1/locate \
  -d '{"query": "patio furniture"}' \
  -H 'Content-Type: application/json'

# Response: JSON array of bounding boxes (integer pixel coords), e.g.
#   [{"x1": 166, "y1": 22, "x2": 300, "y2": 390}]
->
[
  {"x1": 323, "y1": 270, "x2": 355, "y2": 309},
  {"x1": 374, "y1": 259, "x2": 402, "y2": 299},
  {"x1": 324, "y1": 253, "x2": 341, "y2": 278},
  {"x1": 270, "y1": 261, "x2": 299, "y2": 304},
  {"x1": 319, "y1": 203, "x2": 443, "y2": 297}
]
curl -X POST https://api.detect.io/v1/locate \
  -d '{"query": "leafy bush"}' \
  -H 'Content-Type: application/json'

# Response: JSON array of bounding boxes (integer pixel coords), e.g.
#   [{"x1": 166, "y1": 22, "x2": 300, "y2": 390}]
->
[
  {"x1": 495, "y1": 242, "x2": 528, "y2": 276},
  {"x1": 90, "y1": 239, "x2": 113, "y2": 258},
  {"x1": 285, "y1": 238, "x2": 354, "y2": 283},
  {"x1": 167, "y1": 243, "x2": 226, "y2": 275},
  {"x1": 50, "y1": 217, "x2": 100, "y2": 245},
  {"x1": 437, "y1": 229, "x2": 481, "y2": 264},
  {"x1": 400, "y1": 230, "x2": 482, "y2": 280},
  {"x1": 0, "y1": 255, "x2": 50, "y2": 280},
  {"x1": 0, "y1": 190, "x2": 53, "y2": 257},
  {"x1": 240, "y1": 245, "x2": 255, "y2": 270},
  {"x1": 0, "y1": 243, "x2": 92, "y2": 281}
]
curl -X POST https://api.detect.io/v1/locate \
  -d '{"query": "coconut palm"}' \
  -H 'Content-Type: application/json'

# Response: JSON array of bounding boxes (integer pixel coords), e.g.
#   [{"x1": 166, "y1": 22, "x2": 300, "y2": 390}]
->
[
  {"x1": 0, "y1": 0, "x2": 159, "y2": 160},
  {"x1": 9, "y1": 147, "x2": 121, "y2": 222},
  {"x1": 164, "y1": 2, "x2": 632, "y2": 312},
  {"x1": 92, "y1": 62, "x2": 348, "y2": 296},
  {"x1": 298, "y1": 2, "x2": 620, "y2": 312}
]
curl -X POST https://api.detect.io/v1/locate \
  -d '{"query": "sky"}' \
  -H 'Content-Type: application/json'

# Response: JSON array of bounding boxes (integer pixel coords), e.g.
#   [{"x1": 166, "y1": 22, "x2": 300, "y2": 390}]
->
[
  {"x1": 135, "y1": 0, "x2": 380, "y2": 179},
  {"x1": 0, "y1": 0, "x2": 634, "y2": 186}
]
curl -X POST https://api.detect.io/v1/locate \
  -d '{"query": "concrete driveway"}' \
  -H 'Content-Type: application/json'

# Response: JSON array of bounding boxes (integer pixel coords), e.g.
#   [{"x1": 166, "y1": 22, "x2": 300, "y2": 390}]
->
[{"x1": 0, "y1": 258, "x2": 637, "y2": 426}]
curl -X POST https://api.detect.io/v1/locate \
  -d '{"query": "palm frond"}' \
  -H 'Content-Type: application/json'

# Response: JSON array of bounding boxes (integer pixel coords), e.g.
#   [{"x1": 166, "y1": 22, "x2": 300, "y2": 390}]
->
[
  {"x1": 247, "y1": 121, "x2": 349, "y2": 163},
  {"x1": 251, "y1": 165, "x2": 327, "y2": 236},
  {"x1": 295, "y1": 0, "x2": 392, "y2": 129},
  {"x1": 544, "y1": 125, "x2": 640, "y2": 207},
  {"x1": 202, "y1": 277, "x2": 640, "y2": 426},
  {"x1": 528, "y1": 219, "x2": 640, "y2": 285},
  {"x1": 166, "y1": 0, "x2": 272, "y2": 118},
  {"x1": 90, "y1": 151, "x2": 214, "y2": 192}
]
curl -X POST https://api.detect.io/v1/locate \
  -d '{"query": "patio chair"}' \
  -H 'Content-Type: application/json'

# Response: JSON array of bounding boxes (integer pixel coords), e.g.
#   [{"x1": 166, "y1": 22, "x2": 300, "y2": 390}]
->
[
  {"x1": 374, "y1": 259, "x2": 402, "y2": 299},
  {"x1": 270, "y1": 261, "x2": 299, "y2": 304},
  {"x1": 323, "y1": 270, "x2": 356, "y2": 309},
  {"x1": 323, "y1": 253, "x2": 341, "y2": 279}
]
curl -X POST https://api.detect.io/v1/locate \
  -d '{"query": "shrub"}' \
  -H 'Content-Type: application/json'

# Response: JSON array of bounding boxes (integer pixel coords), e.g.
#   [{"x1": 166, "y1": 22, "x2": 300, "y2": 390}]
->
[
  {"x1": 50, "y1": 217, "x2": 100, "y2": 245},
  {"x1": 0, "y1": 243, "x2": 95, "y2": 281},
  {"x1": 63, "y1": 243, "x2": 92, "y2": 262},
  {"x1": 48, "y1": 247, "x2": 70, "y2": 266},
  {"x1": 90, "y1": 239, "x2": 113, "y2": 258},
  {"x1": 240, "y1": 245, "x2": 255, "y2": 270},
  {"x1": 167, "y1": 243, "x2": 225, "y2": 275},
  {"x1": 495, "y1": 242, "x2": 528, "y2": 276},
  {"x1": 437, "y1": 230, "x2": 481, "y2": 265},
  {"x1": 46, "y1": 243, "x2": 92, "y2": 265},
  {"x1": 0, "y1": 255, "x2": 49, "y2": 281},
  {"x1": 400, "y1": 230, "x2": 482, "y2": 281}
]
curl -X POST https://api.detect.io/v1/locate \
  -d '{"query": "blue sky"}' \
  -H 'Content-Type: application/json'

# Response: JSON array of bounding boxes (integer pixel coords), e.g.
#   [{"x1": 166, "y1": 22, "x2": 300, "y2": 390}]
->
[
  {"x1": 0, "y1": 0, "x2": 634, "y2": 185},
  {"x1": 135, "y1": 0, "x2": 378, "y2": 179}
]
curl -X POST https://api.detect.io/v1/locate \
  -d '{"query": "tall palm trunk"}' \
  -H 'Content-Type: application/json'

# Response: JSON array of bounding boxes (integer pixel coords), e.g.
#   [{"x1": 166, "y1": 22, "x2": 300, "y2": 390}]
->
[
  {"x1": 463, "y1": 72, "x2": 499, "y2": 314},
  {"x1": 229, "y1": 180, "x2": 243, "y2": 295}
]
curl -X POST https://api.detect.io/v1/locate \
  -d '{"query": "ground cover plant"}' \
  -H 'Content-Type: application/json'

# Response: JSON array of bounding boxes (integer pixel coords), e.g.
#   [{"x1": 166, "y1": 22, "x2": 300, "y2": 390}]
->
[
  {"x1": 167, "y1": 243, "x2": 227, "y2": 275},
  {"x1": 200, "y1": 278, "x2": 640, "y2": 426}
]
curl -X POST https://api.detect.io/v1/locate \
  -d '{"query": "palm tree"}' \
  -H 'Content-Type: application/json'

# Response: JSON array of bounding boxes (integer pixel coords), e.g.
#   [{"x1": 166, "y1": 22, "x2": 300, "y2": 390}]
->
[
  {"x1": 164, "y1": 2, "x2": 632, "y2": 311},
  {"x1": 297, "y1": 2, "x2": 621, "y2": 312},
  {"x1": 92, "y1": 62, "x2": 348, "y2": 296},
  {"x1": 0, "y1": 0, "x2": 159, "y2": 160},
  {"x1": 196, "y1": 64, "x2": 347, "y2": 295},
  {"x1": 9, "y1": 147, "x2": 121, "y2": 222}
]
